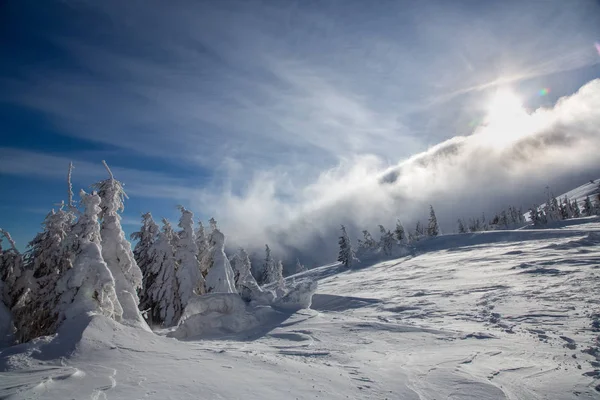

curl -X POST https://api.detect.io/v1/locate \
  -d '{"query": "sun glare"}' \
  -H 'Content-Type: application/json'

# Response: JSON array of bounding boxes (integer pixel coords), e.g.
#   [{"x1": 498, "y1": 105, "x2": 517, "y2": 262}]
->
[
  {"x1": 486, "y1": 89, "x2": 524, "y2": 125},
  {"x1": 476, "y1": 88, "x2": 533, "y2": 147}
]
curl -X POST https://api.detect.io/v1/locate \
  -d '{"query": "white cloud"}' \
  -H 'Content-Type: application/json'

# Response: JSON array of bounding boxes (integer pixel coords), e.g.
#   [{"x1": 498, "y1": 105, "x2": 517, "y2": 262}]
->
[{"x1": 205, "y1": 79, "x2": 600, "y2": 263}]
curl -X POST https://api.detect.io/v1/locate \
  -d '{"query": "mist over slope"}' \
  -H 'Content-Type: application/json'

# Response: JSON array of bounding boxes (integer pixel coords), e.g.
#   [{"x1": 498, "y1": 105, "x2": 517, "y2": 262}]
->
[{"x1": 216, "y1": 79, "x2": 600, "y2": 264}]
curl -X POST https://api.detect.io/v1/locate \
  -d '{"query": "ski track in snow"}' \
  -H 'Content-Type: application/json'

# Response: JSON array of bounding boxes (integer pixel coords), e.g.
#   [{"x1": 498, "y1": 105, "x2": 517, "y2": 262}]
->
[{"x1": 2, "y1": 219, "x2": 600, "y2": 399}]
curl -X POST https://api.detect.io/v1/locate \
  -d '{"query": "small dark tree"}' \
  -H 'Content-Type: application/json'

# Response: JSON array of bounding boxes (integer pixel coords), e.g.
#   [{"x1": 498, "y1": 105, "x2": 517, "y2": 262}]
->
[
  {"x1": 427, "y1": 206, "x2": 439, "y2": 237},
  {"x1": 394, "y1": 220, "x2": 405, "y2": 243},
  {"x1": 571, "y1": 199, "x2": 581, "y2": 218},
  {"x1": 583, "y1": 196, "x2": 594, "y2": 217},
  {"x1": 378, "y1": 225, "x2": 394, "y2": 256},
  {"x1": 457, "y1": 219, "x2": 467, "y2": 234},
  {"x1": 338, "y1": 225, "x2": 357, "y2": 268}
]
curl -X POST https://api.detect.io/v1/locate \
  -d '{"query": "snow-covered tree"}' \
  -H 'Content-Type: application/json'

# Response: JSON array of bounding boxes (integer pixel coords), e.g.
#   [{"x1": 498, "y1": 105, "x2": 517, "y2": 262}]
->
[
  {"x1": 231, "y1": 249, "x2": 250, "y2": 292},
  {"x1": 412, "y1": 221, "x2": 426, "y2": 240},
  {"x1": 457, "y1": 219, "x2": 467, "y2": 234},
  {"x1": 17, "y1": 207, "x2": 75, "y2": 341},
  {"x1": 195, "y1": 220, "x2": 208, "y2": 273},
  {"x1": 338, "y1": 225, "x2": 357, "y2": 268},
  {"x1": 146, "y1": 219, "x2": 182, "y2": 326},
  {"x1": 358, "y1": 230, "x2": 377, "y2": 251},
  {"x1": 230, "y1": 248, "x2": 264, "y2": 303},
  {"x1": 130, "y1": 212, "x2": 159, "y2": 313},
  {"x1": 0, "y1": 229, "x2": 24, "y2": 308},
  {"x1": 378, "y1": 225, "x2": 394, "y2": 256},
  {"x1": 204, "y1": 229, "x2": 237, "y2": 294},
  {"x1": 427, "y1": 206, "x2": 439, "y2": 237},
  {"x1": 92, "y1": 162, "x2": 145, "y2": 327},
  {"x1": 500, "y1": 210, "x2": 509, "y2": 228},
  {"x1": 583, "y1": 196, "x2": 594, "y2": 217},
  {"x1": 259, "y1": 245, "x2": 275, "y2": 285},
  {"x1": 273, "y1": 260, "x2": 286, "y2": 296},
  {"x1": 199, "y1": 218, "x2": 218, "y2": 277},
  {"x1": 56, "y1": 190, "x2": 122, "y2": 323},
  {"x1": 394, "y1": 220, "x2": 406, "y2": 243},
  {"x1": 571, "y1": 199, "x2": 581, "y2": 218},
  {"x1": 295, "y1": 258, "x2": 306, "y2": 274},
  {"x1": 175, "y1": 206, "x2": 205, "y2": 308}
]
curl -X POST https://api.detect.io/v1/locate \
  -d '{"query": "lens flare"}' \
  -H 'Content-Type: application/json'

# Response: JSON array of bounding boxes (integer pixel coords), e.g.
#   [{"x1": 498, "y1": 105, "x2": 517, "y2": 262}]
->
[
  {"x1": 595, "y1": 42, "x2": 600, "y2": 56},
  {"x1": 538, "y1": 88, "x2": 550, "y2": 96}
]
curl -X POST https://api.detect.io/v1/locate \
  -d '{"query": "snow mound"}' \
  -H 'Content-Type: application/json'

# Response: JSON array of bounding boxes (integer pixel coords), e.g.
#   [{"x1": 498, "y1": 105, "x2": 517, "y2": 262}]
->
[
  {"x1": 171, "y1": 293, "x2": 263, "y2": 339},
  {"x1": 272, "y1": 280, "x2": 318, "y2": 312}
]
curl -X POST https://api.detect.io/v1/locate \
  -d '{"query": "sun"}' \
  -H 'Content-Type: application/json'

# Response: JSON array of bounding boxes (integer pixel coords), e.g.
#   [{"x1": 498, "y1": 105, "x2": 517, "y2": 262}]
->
[
  {"x1": 486, "y1": 89, "x2": 525, "y2": 125},
  {"x1": 475, "y1": 88, "x2": 532, "y2": 147}
]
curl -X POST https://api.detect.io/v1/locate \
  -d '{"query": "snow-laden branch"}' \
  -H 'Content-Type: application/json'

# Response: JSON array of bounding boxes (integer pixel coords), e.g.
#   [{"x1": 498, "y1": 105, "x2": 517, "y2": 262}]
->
[
  {"x1": 102, "y1": 160, "x2": 114, "y2": 181},
  {"x1": 0, "y1": 228, "x2": 18, "y2": 253},
  {"x1": 67, "y1": 162, "x2": 74, "y2": 209}
]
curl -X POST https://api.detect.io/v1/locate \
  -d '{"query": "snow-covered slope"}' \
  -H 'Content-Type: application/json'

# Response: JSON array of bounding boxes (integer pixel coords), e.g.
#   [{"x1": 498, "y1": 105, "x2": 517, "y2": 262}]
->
[
  {"x1": 2, "y1": 218, "x2": 600, "y2": 399},
  {"x1": 560, "y1": 179, "x2": 600, "y2": 204}
]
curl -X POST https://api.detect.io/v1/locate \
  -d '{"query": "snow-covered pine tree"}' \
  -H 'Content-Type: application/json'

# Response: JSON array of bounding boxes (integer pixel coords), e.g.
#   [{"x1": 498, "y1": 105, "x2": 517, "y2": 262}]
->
[
  {"x1": 195, "y1": 221, "x2": 209, "y2": 275},
  {"x1": 571, "y1": 199, "x2": 581, "y2": 218},
  {"x1": 518, "y1": 207, "x2": 526, "y2": 223},
  {"x1": 273, "y1": 260, "x2": 286, "y2": 296},
  {"x1": 230, "y1": 248, "x2": 263, "y2": 302},
  {"x1": 338, "y1": 225, "x2": 357, "y2": 268},
  {"x1": 56, "y1": 190, "x2": 123, "y2": 323},
  {"x1": 147, "y1": 219, "x2": 182, "y2": 326},
  {"x1": 359, "y1": 230, "x2": 377, "y2": 250},
  {"x1": 231, "y1": 248, "x2": 250, "y2": 292},
  {"x1": 545, "y1": 195, "x2": 561, "y2": 222},
  {"x1": 295, "y1": 258, "x2": 306, "y2": 274},
  {"x1": 457, "y1": 219, "x2": 467, "y2": 234},
  {"x1": 259, "y1": 244, "x2": 275, "y2": 285},
  {"x1": 92, "y1": 162, "x2": 146, "y2": 328},
  {"x1": 583, "y1": 196, "x2": 594, "y2": 217},
  {"x1": 427, "y1": 206, "x2": 439, "y2": 237},
  {"x1": 17, "y1": 207, "x2": 75, "y2": 341},
  {"x1": 175, "y1": 206, "x2": 205, "y2": 308},
  {"x1": 528, "y1": 206, "x2": 539, "y2": 225},
  {"x1": 130, "y1": 212, "x2": 159, "y2": 314},
  {"x1": 204, "y1": 228, "x2": 237, "y2": 294},
  {"x1": 198, "y1": 217, "x2": 218, "y2": 278},
  {"x1": 378, "y1": 225, "x2": 394, "y2": 255},
  {"x1": 414, "y1": 221, "x2": 425, "y2": 239},
  {"x1": 559, "y1": 197, "x2": 570, "y2": 220},
  {"x1": 500, "y1": 210, "x2": 509, "y2": 228},
  {"x1": 394, "y1": 220, "x2": 405, "y2": 243}
]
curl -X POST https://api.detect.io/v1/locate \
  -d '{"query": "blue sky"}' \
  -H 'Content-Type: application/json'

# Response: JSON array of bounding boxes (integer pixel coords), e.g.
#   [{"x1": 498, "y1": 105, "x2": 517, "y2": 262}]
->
[{"x1": 1, "y1": 0, "x2": 599, "y2": 258}]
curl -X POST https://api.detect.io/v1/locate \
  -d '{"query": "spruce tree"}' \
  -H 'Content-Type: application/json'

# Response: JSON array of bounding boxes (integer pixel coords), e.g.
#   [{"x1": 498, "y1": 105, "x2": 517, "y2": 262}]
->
[
  {"x1": 204, "y1": 228, "x2": 237, "y2": 294},
  {"x1": 583, "y1": 196, "x2": 594, "y2": 217},
  {"x1": 147, "y1": 219, "x2": 182, "y2": 326},
  {"x1": 92, "y1": 162, "x2": 145, "y2": 326},
  {"x1": 571, "y1": 200, "x2": 581, "y2": 218},
  {"x1": 427, "y1": 206, "x2": 439, "y2": 237},
  {"x1": 130, "y1": 212, "x2": 159, "y2": 313},
  {"x1": 394, "y1": 220, "x2": 405, "y2": 243},
  {"x1": 378, "y1": 225, "x2": 394, "y2": 255},
  {"x1": 175, "y1": 206, "x2": 205, "y2": 307},
  {"x1": 18, "y1": 207, "x2": 75, "y2": 341},
  {"x1": 360, "y1": 230, "x2": 377, "y2": 249},
  {"x1": 295, "y1": 258, "x2": 306, "y2": 274},
  {"x1": 56, "y1": 190, "x2": 122, "y2": 323},
  {"x1": 457, "y1": 219, "x2": 467, "y2": 234},
  {"x1": 338, "y1": 225, "x2": 357, "y2": 268},
  {"x1": 195, "y1": 221, "x2": 208, "y2": 274},
  {"x1": 260, "y1": 244, "x2": 275, "y2": 285}
]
